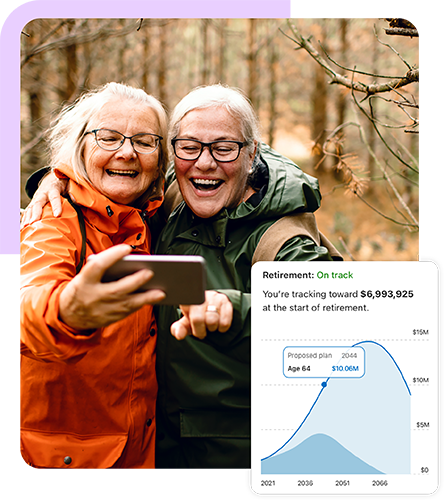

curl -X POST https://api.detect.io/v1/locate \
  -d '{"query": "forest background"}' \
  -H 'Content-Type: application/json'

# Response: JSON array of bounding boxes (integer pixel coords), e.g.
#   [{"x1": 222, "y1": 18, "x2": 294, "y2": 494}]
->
[{"x1": 20, "y1": 17, "x2": 419, "y2": 261}]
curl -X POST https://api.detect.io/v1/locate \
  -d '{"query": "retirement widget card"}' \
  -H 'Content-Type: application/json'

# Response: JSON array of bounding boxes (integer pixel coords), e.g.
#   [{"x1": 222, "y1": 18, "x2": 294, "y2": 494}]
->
[{"x1": 251, "y1": 261, "x2": 438, "y2": 495}]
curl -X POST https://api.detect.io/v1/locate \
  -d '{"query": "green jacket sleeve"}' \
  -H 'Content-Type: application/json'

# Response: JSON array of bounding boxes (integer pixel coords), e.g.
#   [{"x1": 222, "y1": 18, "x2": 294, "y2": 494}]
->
[
  {"x1": 201, "y1": 288, "x2": 250, "y2": 363},
  {"x1": 204, "y1": 236, "x2": 330, "y2": 353},
  {"x1": 275, "y1": 235, "x2": 334, "y2": 261}
]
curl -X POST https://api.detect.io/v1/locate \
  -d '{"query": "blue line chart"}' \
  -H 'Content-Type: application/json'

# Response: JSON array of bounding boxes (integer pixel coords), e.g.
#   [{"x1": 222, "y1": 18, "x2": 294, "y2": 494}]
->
[
  {"x1": 261, "y1": 383, "x2": 326, "y2": 462},
  {"x1": 260, "y1": 341, "x2": 411, "y2": 474},
  {"x1": 353, "y1": 341, "x2": 411, "y2": 395}
]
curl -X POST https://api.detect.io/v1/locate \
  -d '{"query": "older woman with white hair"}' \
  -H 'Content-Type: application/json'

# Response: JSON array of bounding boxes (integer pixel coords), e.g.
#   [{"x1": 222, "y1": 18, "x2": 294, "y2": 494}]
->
[
  {"x1": 153, "y1": 84, "x2": 339, "y2": 468},
  {"x1": 23, "y1": 84, "x2": 340, "y2": 468},
  {"x1": 20, "y1": 82, "x2": 169, "y2": 468}
]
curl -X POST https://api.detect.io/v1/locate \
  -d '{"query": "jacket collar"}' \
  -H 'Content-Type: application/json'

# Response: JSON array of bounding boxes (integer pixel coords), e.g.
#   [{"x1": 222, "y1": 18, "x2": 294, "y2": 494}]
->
[{"x1": 54, "y1": 163, "x2": 163, "y2": 245}]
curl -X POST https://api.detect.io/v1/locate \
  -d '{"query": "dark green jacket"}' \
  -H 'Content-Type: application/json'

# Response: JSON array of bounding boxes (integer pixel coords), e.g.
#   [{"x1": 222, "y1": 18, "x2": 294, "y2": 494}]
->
[{"x1": 154, "y1": 144, "x2": 332, "y2": 468}]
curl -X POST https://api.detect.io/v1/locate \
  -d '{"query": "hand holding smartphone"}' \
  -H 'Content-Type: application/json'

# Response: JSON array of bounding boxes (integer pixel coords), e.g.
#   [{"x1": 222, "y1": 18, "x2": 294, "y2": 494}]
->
[{"x1": 101, "y1": 254, "x2": 206, "y2": 305}]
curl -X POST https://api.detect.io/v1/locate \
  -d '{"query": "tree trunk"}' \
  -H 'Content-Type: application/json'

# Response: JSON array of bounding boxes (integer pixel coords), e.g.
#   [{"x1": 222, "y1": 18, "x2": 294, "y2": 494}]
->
[
  {"x1": 248, "y1": 19, "x2": 258, "y2": 110},
  {"x1": 337, "y1": 19, "x2": 348, "y2": 127},
  {"x1": 64, "y1": 19, "x2": 77, "y2": 102},
  {"x1": 267, "y1": 35, "x2": 278, "y2": 148},
  {"x1": 311, "y1": 62, "x2": 327, "y2": 172},
  {"x1": 27, "y1": 22, "x2": 43, "y2": 170},
  {"x1": 157, "y1": 22, "x2": 167, "y2": 105},
  {"x1": 334, "y1": 18, "x2": 349, "y2": 180},
  {"x1": 141, "y1": 26, "x2": 151, "y2": 92},
  {"x1": 201, "y1": 19, "x2": 210, "y2": 84},
  {"x1": 217, "y1": 19, "x2": 227, "y2": 83},
  {"x1": 366, "y1": 27, "x2": 379, "y2": 193},
  {"x1": 311, "y1": 21, "x2": 328, "y2": 173}
]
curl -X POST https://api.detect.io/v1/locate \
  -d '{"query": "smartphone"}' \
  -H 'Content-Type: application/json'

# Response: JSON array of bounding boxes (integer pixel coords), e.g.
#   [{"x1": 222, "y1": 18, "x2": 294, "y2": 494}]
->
[{"x1": 101, "y1": 254, "x2": 206, "y2": 305}]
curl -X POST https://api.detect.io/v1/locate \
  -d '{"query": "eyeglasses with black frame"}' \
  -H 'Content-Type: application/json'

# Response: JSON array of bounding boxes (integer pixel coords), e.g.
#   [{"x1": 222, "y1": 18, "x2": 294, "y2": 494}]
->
[
  {"x1": 85, "y1": 129, "x2": 163, "y2": 155},
  {"x1": 171, "y1": 138, "x2": 248, "y2": 162}
]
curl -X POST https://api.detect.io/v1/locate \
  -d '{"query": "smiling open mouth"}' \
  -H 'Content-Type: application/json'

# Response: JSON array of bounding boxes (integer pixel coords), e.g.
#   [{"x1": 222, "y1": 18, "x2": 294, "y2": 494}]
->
[
  {"x1": 191, "y1": 178, "x2": 224, "y2": 191},
  {"x1": 106, "y1": 169, "x2": 139, "y2": 178}
]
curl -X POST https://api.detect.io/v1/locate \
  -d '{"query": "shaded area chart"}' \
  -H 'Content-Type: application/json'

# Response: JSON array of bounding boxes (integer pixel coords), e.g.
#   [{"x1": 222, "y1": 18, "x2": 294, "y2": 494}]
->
[
  {"x1": 261, "y1": 433, "x2": 383, "y2": 474},
  {"x1": 262, "y1": 342, "x2": 411, "y2": 474}
]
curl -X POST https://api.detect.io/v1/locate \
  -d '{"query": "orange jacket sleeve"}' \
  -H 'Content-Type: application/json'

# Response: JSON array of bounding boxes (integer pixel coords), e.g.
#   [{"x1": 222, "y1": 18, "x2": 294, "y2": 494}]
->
[{"x1": 21, "y1": 206, "x2": 102, "y2": 363}]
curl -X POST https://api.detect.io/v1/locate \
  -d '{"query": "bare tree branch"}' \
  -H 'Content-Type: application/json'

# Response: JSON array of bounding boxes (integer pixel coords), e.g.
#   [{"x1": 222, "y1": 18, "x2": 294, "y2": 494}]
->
[
  {"x1": 385, "y1": 28, "x2": 418, "y2": 38},
  {"x1": 20, "y1": 129, "x2": 46, "y2": 157},
  {"x1": 319, "y1": 117, "x2": 418, "y2": 229},
  {"x1": 22, "y1": 20, "x2": 68, "y2": 54},
  {"x1": 338, "y1": 236, "x2": 356, "y2": 261},
  {"x1": 351, "y1": 76, "x2": 419, "y2": 173},
  {"x1": 284, "y1": 21, "x2": 419, "y2": 96},
  {"x1": 354, "y1": 191, "x2": 418, "y2": 228},
  {"x1": 351, "y1": 109, "x2": 419, "y2": 228},
  {"x1": 21, "y1": 19, "x2": 171, "y2": 68},
  {"x1": 319, "y1": 42, "x2": 407, "y2": 80},
  {"x1": 374, "y1": 26, "x2": 414, "y2": 70}
]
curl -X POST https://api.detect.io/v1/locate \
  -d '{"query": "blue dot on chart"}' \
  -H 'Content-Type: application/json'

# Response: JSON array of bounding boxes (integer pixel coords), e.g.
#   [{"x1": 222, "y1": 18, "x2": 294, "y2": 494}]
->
[{"x1": 321, "y1": 381, "x2": 327, "y2": 387}]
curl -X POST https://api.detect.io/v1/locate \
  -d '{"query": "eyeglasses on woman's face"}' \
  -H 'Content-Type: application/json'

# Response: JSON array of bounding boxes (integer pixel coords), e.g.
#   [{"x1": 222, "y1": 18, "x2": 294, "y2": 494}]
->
[
  {"x1": 85, "y1": 128, "x2": 162, "y2": 155},
  {"x1": 171, "y1": 138, "x2": 248, "y2": 163}
]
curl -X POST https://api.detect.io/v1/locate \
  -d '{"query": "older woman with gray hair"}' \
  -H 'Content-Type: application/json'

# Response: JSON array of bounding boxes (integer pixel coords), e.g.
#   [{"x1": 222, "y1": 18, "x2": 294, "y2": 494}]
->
[
  {"x1": 153, "y1": 84, "x2": 338, "y2": 468},
  {"x1": 23, "y1": 83, "x2": 339, "y2": 468},
  {"x1": 21, "y1": 82, "x2": 169, "y2": 468}
]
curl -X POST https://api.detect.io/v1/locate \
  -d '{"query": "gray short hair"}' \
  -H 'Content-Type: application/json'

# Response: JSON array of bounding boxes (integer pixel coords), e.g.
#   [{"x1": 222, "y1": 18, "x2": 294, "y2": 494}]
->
[
  {"x1": 169, "y1": 84, "x2": 261, "y2": 156},
  {"x1": 47, "y1": 82, "x2": 169, "y2": 204}
]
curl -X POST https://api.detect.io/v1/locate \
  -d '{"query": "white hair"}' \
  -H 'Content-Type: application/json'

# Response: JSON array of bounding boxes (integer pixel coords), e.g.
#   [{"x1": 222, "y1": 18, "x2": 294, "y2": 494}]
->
[
  {"x1": 47, "y1": 82, "x2": 169, "y2": 203},
  {"x1": 169, "y1": 84, "x2": 261, "y2": 156}
]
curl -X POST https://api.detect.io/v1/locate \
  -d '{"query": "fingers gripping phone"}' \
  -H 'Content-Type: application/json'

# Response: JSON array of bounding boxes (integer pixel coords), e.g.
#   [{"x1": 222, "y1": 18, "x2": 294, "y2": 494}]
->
[{"x1": 101, "y1": 254, "x2": 206, "y2": 305}]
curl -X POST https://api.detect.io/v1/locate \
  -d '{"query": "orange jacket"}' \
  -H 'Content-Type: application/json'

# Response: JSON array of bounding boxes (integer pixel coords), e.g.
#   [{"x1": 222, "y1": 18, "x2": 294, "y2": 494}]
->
[{"x1": 20, "y1": 163, "x2": 163, "y2": 468}]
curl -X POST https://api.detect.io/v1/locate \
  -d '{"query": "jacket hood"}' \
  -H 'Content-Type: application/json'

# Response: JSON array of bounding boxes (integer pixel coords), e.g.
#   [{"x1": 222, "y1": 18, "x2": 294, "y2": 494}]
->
[
  {"x1": 163, "y1": 143, "x2": 322, "y2": 224},
  {"x1": 229, "y1": 143, "x2": 322, "y2": 221},
  {"x1": 53, "y1": 162, "x2": 163, "y2": 237}
]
